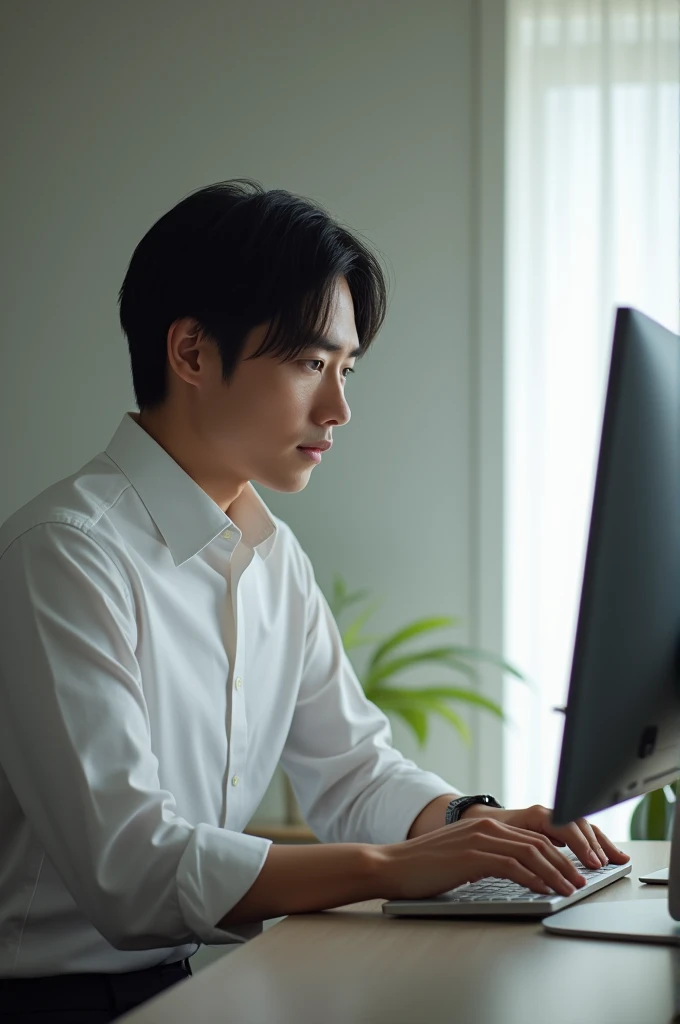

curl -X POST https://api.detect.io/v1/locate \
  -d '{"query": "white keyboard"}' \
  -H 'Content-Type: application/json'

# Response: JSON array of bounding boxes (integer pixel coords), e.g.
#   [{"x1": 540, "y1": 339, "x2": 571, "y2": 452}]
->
[{"x1": 382, "y1": 853, "x2": 632, "y2": 918}]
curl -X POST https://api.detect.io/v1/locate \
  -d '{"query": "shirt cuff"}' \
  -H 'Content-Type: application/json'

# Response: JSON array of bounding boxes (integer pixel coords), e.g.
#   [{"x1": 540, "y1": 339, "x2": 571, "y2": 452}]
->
[
  {"x1": 372, "y1": 771, "x2": 463, "y2": 846},
  {"x1": 176, "y1": 823, "x2": 273, "y2": 944}
]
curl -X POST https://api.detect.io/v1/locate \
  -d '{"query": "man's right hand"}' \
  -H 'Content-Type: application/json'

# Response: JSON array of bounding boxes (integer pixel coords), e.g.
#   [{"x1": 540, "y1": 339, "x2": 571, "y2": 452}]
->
[
  {"x1": 219, "y1": 817, "x2": 590, "y2": 931},
  {"x1": 376, "y1": 817, "x2": 588, "y2": 900}
]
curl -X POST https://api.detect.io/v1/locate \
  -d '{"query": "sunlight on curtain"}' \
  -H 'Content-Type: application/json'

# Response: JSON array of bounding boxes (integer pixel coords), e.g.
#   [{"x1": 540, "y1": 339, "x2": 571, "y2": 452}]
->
[{"x1": 504, "y1": 0, "x2": 680, "y2": 841}]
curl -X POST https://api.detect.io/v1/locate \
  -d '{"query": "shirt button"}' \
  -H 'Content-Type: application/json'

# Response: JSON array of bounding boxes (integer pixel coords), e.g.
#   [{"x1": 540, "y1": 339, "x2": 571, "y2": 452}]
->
[
  {"x1": 222, "y1": 530, "x2": 232, "y2": 539},
  {"x1": 231, "y1": 775, "x2": 239, "y2": 787},
  {"x1": 235, "y1": 677, "x2": 243, "y2": 690}
]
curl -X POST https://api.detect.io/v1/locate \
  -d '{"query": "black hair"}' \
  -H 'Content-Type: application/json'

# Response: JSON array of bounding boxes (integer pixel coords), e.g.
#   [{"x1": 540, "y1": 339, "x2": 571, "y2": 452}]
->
[{"x1": 118, "y1": 178, "x2": 390, "y2": 411}]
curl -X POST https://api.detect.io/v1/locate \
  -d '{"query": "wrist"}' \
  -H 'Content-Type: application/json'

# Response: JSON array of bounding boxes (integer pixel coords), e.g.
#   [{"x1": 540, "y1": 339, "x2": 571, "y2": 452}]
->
[
  {"x1": 459, "y1": 803, "x2": 501, "y2": 821},
  {"x1": 371, "y1": 842, "x2": 403, "y2": 901},
  {"x1": 445, "y1": 793, "x2": 504, "y2": 825},
  {"x1": 407, "y1": 793, "x2": 458, "y2": 839}
]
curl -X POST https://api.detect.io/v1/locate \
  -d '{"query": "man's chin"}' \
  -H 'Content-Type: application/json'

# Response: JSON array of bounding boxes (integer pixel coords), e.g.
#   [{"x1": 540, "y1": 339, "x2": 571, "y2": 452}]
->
[{"x1": 251, "y1": 468, "x2": 312, "y2": 494}]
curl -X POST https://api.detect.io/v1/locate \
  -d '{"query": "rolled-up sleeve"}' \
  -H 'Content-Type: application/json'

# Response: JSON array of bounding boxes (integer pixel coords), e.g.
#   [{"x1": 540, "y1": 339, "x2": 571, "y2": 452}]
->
[
  {"x1": 0, "y1": 522, "x2": 272, "y2": 950},
  {"x1": 279, "y1": 547, "x2": 462, "y2": 847}
]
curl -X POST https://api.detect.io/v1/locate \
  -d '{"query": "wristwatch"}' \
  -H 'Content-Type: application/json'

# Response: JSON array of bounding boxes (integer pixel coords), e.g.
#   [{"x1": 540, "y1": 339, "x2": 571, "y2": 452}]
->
[{"x1": 445, "y1": 793, "x2": 503, "y2": 825}]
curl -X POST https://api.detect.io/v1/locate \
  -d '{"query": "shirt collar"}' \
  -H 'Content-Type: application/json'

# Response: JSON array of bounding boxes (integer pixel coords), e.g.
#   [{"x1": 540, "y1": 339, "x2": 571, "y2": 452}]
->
[{"x1": 105, "y1": 412, "x2": 278, "y2": 567}]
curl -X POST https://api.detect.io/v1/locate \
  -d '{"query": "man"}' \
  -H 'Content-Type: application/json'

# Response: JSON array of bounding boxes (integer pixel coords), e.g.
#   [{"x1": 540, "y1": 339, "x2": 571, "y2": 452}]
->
[{"x1": 0, "y1": 179, "x2": 628, "y2": 1022}]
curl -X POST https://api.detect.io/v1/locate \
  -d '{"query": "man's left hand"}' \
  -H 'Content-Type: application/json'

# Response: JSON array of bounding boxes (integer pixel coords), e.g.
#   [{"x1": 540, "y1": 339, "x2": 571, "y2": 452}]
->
[{"x1": 459, "y1": 803, "x2": 631, "y2": 869}]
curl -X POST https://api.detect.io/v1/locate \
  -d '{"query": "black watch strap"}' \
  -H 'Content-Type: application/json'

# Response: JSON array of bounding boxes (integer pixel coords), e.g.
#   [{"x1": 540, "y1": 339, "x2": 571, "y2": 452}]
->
[{"x1": 445, "y1": 793, "x2": 503, "y2": 825}]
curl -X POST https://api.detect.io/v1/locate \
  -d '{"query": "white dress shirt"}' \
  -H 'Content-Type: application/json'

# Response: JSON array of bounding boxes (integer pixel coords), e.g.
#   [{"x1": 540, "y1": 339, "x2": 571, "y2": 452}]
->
[{"x1": 0, "y1": 411, "x2": 459, "y2": 977}]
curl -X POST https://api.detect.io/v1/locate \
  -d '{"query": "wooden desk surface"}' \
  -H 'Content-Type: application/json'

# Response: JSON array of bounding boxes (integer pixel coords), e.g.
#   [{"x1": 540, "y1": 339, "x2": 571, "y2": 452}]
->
[{"x1": 120, "y1": 841, "x2": 677, "y2": 1024}]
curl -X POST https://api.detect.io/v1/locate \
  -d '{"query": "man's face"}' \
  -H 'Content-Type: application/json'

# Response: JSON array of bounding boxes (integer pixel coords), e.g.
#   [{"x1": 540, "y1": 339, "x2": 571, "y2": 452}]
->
[{"x1": 167, "y1": 276, "x2": 359, "y2": 504}]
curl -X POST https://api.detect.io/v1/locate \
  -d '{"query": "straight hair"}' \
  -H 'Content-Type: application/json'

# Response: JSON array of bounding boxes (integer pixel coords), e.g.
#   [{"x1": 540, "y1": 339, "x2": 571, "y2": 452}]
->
[{"x1": 118, "y1": 178, "x2": 390, "y2": 410}]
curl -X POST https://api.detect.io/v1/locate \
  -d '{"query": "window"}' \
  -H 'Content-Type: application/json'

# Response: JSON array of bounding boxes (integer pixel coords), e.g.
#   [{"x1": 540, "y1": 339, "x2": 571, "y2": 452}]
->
[{"x1": 504, "y1": 0, "x2": 679, "y2": 839}]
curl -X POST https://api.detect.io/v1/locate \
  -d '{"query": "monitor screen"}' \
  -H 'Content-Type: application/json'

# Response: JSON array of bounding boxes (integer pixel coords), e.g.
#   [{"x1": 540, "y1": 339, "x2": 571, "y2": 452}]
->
[{"x1": 552, "y1": 307, "x2": 680, "y2": 827}]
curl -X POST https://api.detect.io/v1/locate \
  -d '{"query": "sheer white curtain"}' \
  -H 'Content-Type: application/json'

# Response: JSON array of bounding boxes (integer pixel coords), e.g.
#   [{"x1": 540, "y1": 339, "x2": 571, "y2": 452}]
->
[{"x1": 504, "y1": 0, "x2": 680, "y2": 840}]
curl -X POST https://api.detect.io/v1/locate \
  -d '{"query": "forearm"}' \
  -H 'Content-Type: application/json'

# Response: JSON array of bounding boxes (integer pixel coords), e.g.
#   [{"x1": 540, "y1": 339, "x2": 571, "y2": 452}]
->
[
  {"x1": 221, "y1": 792, "x2": 463, "y2": 928},
  {"x1": 218, "y1": 841, "x2": 384, "y2": 928},
  {"x1": 407, "y1": 793, "x2": 458, "y2": 839}
]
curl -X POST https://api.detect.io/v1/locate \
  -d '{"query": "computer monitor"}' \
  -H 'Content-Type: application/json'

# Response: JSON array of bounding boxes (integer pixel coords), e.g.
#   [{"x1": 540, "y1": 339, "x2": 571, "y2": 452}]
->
[{"x1": 547, "y1": 306, "x2": 680, "y2": 944}]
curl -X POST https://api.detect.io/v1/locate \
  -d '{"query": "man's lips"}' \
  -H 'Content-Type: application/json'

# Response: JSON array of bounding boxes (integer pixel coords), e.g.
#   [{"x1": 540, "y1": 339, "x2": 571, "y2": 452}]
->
[{"x1": 297, "y1": 441, "x2": 332, "y2": 452}]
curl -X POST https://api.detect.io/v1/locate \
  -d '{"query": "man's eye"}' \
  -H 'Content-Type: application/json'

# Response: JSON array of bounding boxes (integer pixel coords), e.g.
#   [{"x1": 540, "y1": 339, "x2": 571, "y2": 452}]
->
[{"x1": 303, "y1": 359, "x2": 355, "y2": 379}]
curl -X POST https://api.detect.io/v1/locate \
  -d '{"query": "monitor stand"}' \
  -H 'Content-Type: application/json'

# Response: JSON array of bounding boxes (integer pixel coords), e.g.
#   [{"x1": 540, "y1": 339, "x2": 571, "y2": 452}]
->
[
  {"x1": 640, "y1": 866, "x2": 670, "y2": 884},
  {"x1": 543, "y1": 813, "x2": 680, "y2": 945},
  {"x1": 543, "y1": 897, "x2": 680, "y2": 944}
]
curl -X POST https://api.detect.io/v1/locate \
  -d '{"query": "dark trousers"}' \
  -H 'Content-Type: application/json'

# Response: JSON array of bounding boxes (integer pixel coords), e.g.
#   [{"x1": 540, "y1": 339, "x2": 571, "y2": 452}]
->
[{"x1": 0, "y1": 957, "x2": 193, "y2": 1023}]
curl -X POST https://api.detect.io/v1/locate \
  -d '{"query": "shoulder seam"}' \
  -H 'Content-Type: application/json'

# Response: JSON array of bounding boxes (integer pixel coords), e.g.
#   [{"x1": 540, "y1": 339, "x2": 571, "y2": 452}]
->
[{"x1": 0, "y1": 520, "x2": 135, "y2": 613}]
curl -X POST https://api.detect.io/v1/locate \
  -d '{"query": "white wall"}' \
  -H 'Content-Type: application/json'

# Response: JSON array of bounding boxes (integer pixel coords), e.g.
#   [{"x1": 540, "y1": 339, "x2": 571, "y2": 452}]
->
[{"x1": 0, "y1": 0, "x2": 506, "y2": 829}]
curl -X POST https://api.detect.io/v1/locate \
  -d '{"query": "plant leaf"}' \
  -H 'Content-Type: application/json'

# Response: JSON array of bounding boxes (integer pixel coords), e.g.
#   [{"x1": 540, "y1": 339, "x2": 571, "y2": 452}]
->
[
  {"x1": 329, "y1": 573, "x2": 526, "y2": 743},
  {"x1": 368, "y1": 684, "x2": 504, "y2": 720},
  {"x1": 332, "y1": 573, "x2": 346, "y2": 605},
  {"x1": 331, "y1": 589, "x2": 372, "y2": 619},
  {"x1": 423, "y1": 701, "x2": 472, "y2": 745},
  {"x1": 629, "y1": 797, "x2": 645, "y2": 840},
  {"x1": 365, "y1": 647, "x2": 464, "y2": 688},
  {"x1": 365, "y1": 645, "x2": 528, "y2": 690},
  {"x1": 649, "y1": 788, "x2": 670, "y2": 840},
  {"x1": 370, "y1": 691, "x2": 472, "y2": 745},
  {"x1": 342, "y1": 633, "x2": 386, "y2": 653},
  {"x1": 439, "y1": 645, "x2": 526, "y2": 683},
  {"x1": 365, "y1": 646, "x2": 482, "y2": 688},
  {"x1": 367, "y1": 617, "x2": 460, "y2": 670},
  {"x1": 427, "y1": 659, "x2": 480, "y2": 687},
  {"x1": 390, "y1": 706, "x2": 429, "y2": 746},
  {"x1": 341, "y1": 600, "x2": 382, "y2": 649},
  {"x1": 630, "y1": 788, "x2": 673, "y2": 840},
  {"x1": 343, "y1": 588, "x2": 373, "y2": 607},
  {"x1": 329, "y1": 573, "x2": 374, "y2": 619},
  {"x1": 330, "y1": 574, "x2": 347, "y2": 617}
]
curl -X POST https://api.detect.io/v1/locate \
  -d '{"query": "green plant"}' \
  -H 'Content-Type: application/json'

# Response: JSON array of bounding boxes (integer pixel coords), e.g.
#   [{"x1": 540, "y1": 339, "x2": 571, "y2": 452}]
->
[
  {"x1": 630, "y1": 782, "x2": 677, "y2": 840},
  {"x1": 281, "y1": 572, "x2": 527, "y2": 825},
  {"x1": 328, "y1": 573, "x2": 525, "y2": 748}
]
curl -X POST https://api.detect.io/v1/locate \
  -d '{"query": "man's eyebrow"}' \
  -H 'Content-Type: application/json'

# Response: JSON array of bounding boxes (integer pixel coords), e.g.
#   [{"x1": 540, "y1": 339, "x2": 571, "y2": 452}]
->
[{"x1": 302, "y1": 336, "x2": 362, "y2": 359}]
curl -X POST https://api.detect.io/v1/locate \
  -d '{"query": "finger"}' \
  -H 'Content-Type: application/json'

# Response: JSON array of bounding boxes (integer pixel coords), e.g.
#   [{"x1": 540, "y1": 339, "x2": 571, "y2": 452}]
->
[
  {"x1": 521, "y1": 807, "x2": 602, "y2": 867},
  {"x1": 574, "y1": 818, "x2": 608, "y2": 866},
  {"x1": 486, "y1": 822, "x2": 589, "y2": 885},
  {"x1": 498, "y1": 840, "x2": 578, "y2": 896},
  {"x1": 591, "y1": 824, "x2": 631, "y2": 864},
  {"x1": 514, "y1": 831, "x2": 589, "y2": 888},
  {"x1": 514, "y1": 815, "x2": 600, "y2": 867},
  {"x1": 560, "y1": 821, "x2": 604, "y2": 868},
  {"x1": 477, "y1": 831, "x2": 585, "y2": 895},
  {"x1": 474, "y1": 852, "x2": 552, "y2": 896}
]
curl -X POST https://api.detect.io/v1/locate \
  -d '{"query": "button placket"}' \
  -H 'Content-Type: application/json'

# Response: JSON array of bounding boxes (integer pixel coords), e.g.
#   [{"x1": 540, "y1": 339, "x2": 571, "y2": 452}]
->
[
  {"x1": 222, "y1": 560, "x2": 249, "y2": 829},
  {"x1": 227, "y1": 672, "x2": 246, "y2": 818}
]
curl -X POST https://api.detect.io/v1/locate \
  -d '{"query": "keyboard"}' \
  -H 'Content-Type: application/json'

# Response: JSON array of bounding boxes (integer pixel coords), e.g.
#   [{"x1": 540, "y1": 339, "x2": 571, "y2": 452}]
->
[{"x1": 381, "y1": 853, "x2": 632, "y2": 918}]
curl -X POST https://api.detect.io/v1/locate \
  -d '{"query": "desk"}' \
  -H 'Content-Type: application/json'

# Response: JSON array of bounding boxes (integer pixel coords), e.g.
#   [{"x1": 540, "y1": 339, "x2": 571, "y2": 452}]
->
[
  {"x1": 120, "y1": 841, "x2": 676, "y2": 1024},
  {"x1": 243, "y1": 822, "x2": 318, "y2": 844}
]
